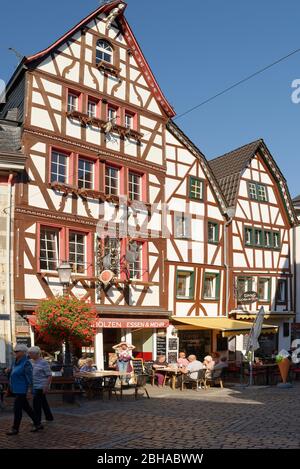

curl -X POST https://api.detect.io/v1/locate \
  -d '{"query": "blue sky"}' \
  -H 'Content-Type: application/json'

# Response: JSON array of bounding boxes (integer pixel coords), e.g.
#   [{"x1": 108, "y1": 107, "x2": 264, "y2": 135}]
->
[{"x1": 1, "y1": 0, "x2": 300, "y2": 197}]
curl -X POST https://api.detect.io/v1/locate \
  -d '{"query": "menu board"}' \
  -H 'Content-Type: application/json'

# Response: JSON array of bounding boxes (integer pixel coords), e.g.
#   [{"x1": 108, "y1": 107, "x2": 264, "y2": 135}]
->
[
  {"x1": 156, "y1": 335, "x2": 166, "y2": 357},
  {"x1": 132, "y1": 358, "x2": 144, "y2": 375},
  {"x1": 168, "y1": 338, "x2": 178, "y2": 351}
]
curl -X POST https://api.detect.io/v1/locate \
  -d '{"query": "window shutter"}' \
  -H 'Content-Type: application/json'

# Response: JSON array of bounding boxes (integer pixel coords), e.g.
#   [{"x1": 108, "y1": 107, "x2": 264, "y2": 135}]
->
[
  {"x1": 215, "y1": 223, "x2": 219, "y2": 242},
  {"x1": 189, "y1": 272, "x2": 195, "y2": 299},
  {"x1": 216, "y1": 273, "x2": 221, "y2": 299}
]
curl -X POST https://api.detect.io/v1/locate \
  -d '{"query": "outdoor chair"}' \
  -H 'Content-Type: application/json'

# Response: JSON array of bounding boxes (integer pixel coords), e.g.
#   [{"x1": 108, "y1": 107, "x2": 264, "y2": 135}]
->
[
  {"x1": 204, "y1": 368, "x2": 224, "y2": 388},
  {"x1": 120, "y1": 373, "x2": 150, "y2": 399},
  {"x1": 181, "y1": 369, "x2": 206, "y2": 391}
]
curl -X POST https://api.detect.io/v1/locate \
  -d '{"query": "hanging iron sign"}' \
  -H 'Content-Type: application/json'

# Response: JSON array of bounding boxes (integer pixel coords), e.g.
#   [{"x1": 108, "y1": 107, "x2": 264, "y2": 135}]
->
[{"x1": 239, "y1": 291, "x2": 258, "y2": 303}]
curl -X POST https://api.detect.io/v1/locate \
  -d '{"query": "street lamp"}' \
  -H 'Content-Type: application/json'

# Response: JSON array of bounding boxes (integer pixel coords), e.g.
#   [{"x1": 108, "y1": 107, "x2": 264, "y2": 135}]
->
[
  {"x1": 57, "y1": 262, "x2": 73, "y2": 386},
  {"x1": 57, "y1": 261, "x2": 72, "y2": 295}
]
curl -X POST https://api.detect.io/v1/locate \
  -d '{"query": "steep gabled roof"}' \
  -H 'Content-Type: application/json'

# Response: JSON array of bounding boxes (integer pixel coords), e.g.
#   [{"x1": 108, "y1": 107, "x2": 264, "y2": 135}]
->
[
  {"x1": 23, "y1": 1, "x2": 175, "y2": 118},
  {"x1": 209, "y1": 140, "x2": 262, "y2": 207},
  {"x1": 209, "y1": 139, "x2": 298, "y2": 226},
  {"x1": 167, "y1": 120, "x2": 228, "y2": 215}
]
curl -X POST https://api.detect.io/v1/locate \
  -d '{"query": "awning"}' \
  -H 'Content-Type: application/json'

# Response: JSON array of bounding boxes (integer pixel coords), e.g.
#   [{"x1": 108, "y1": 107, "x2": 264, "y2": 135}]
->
[{"x1": 172, "y1": 317, "x2": 278, "y2": 337}]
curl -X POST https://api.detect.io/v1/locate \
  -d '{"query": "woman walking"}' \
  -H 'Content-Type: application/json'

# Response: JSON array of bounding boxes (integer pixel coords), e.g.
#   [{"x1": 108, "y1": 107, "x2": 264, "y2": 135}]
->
[
  {"x1": 28, "y1": 346, "x2": 54, "y2": 425},
  {"x1": 6, "y1": 344, "x2": 42, "y2": 435}
]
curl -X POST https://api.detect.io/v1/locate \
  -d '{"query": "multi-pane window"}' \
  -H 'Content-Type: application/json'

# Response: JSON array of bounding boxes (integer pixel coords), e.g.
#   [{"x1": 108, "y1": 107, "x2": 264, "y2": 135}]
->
[
  {"x1": 87, "y1": 100, "x2": 97, "y2": 118},
  {"x1": 40, "y1": 228, "x2": 59, "y2": 271},
  {"x1": 208, "y1": 222, "x2": 219, "y2": 243},
  {"x1": 244, "y1": 227, "x2": 280, "y2": 249},
  {"x1": 125, "y1": 113, "x2": 133, "y2": 129},
  {"x1": 257, "y1": 184, "x2": 267, "y2": 201},
  {"x1": 69, "y1": 232, "x2": 86, "y2": 274},
  {"x1": 273, "y1": 232, "x2": 280, "y2": 249},
  {"x1": 129, "y1": 172, "x2": 141, "y2": 201},
  {"x1": 103, "y1": 237, "x2": 120, "y2": 275},
  {"x1": 67, "y1": 93, "x2": 78, "y2": 113},
  {"x1": 245, "y1": 227, "x2": 253, "y2": 246},
  {"x1": 248, "y1": 182, "x2": 257, "y2": 200},
  {"x1": 258, "y1": 278, "x2": 271, "y2": 301},
  {"x1": 105, "y1": 165, "x2": 119, "y2": 195},
  {"x1": 254, "y1": 229, "x2": 263, "y2": 246},
  {"x1": 96, "y1": 40, "x2": 113, "y2": 64},
  {"x1": 276, "y1": 279, "x2": 287, "y2": 303},
  {"x1": 129, "y1": 242, "x2": 142, "y2": 280},
  {"x1": 203, "y1": 272, "x2": 220, "y2": 299},
  {"x1": 107, "y1": 107, "x2": 117, "y2": 124},
  {"x1": 174, "y1": 214, "x2": 191, "y2": 239},
  {"x1": 51, "y1": 151, "x2": 68, "y2": 184},
  {"x1": 176, "y1": 270, "x2": 195, "y2": 299},
  {"x1": 237, "y1": 277, "x2": 253, "y2": 300},
  {"x1": 264, "y1": 230, "x2": 272, "y2": 248},
  {"x1": 248, "y1": 181, "x2": 268, "y2": 202},
  {"x1": 78, "y1": 158, "x2": 94, "y2": 189},
  {"x1": 189, "y1": 177, "x2": 204, "y2": 200}
]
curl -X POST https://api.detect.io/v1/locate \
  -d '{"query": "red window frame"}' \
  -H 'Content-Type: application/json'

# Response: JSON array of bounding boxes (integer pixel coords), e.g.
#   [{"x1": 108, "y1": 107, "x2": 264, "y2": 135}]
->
[
  {"x1": 87, "y1": 96, "x2": 100, "y2": 119},
  {"x1": 49, "y1": 147, "x2": 72, "y2": 185},
  {"x1": 124, "y1": 109, "x2": 137, "y2": 130}
]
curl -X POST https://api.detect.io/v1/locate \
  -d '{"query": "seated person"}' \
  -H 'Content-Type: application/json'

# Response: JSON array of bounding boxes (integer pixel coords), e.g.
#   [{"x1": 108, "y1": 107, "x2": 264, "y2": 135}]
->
[
  {"x1": 153, "y1": 355, "x2": 168, "y2": 387},
  {"x1": 254, "y1": 357, "x2": 263, "y2": 367},
  {"x1": 177, "y1": 352, "x2": 189, "y2": 369},
  {"x1": 211, "y1": 352, "x2": 220, "y2": 365},
  {"x1": 80, "y1": 358, "x2": 97, "y2": 372},
  {"x1": 214, "y1": 356, "x2": 228, "y2": 370},
  {"x1": 181, "y1": 355, "x2": 204, "y2": 383},
  {"x1": 203, "y1": 355, "x2": 216, "y2": 379}
]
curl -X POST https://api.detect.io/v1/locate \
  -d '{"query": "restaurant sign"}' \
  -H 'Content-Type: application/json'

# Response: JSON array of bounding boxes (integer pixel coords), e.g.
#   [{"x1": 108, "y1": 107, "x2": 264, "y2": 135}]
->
[
  {"x1": 94, "y1": 318, "x2": 169, "y2": 329},
  {"x1": 239, "y1": 291, "x2": 258, "y2": 303}
]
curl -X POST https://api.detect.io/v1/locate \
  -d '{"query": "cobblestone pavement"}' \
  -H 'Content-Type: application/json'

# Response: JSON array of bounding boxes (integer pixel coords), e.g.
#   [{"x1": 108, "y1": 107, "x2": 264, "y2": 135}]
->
[{"x1": 0, "y1": 383, "x2": 299, "y2": 449}]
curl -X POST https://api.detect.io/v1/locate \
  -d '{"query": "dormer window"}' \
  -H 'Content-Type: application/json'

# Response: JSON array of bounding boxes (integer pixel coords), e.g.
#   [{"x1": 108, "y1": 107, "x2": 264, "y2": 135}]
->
[{"x1": 96, "y1": 39, "x2": 113, "y2": 64}]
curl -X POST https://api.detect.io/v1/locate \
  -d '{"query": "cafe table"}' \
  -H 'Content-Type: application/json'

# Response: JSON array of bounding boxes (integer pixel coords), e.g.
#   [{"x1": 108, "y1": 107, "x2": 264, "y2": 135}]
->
[
  {"x1": 75, "y1": 371, "x2": 129, "y2": 399},
  {"x1": 153, "y1": 367, "x2": 182, "y2": 390}
]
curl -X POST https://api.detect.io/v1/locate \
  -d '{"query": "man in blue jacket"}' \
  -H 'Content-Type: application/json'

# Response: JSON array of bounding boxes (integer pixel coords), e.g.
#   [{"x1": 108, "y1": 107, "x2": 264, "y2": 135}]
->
[{"x1": 6, "y1": 344, "x2": 42, "y2": 435}]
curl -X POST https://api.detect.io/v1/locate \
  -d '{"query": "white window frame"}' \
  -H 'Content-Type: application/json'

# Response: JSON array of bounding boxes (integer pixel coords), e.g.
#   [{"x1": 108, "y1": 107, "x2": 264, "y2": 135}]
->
[
  {"x1": 67, "y1": 93, "x2": 78, "y2": 113},
  {"x1": 78, "y1": 158, "x2": 94, "y2": 190},
  {"x1": 203, "y1": 273, "x2": 219, "y2": 300},
  {"x1": 258, "y1": 277, "x2": 270, "y2": 301},
  {"x1": 105, "y1": 165, "x2": 119, "y2": 195},
  {"x1": 125, "y1": 113, "x2": 133, "y2": 129},
  {"x1": 174, "y1": 214, "x2": 191, "y2": 239},
  {"x1": 51, "y1": 151, "x2": 68, "y2": 184},
  {"x1": 96, "y1": 40, "x2": 113, "y2": 64},
  {"x1": 69, "y1": 232, "x2": 86, "y2": 275},
  {"x1": 40, "y1": 228, "x2": 59, "y2": 272},
  {"x1": 129, "y1": 243, "x2": 142, "y2": 280},
  {"x1": 87, "y1": 100, "x2": 97, "y2": 118},
  {"x1": 129, "y1": 172, "x2": 141, "y2": 201}
]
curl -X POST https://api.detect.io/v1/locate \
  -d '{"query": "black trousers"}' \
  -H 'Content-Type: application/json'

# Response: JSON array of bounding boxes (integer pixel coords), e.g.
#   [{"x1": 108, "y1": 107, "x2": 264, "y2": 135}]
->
[
  {"x1": 33, "y1": 389, "x2": 54, "y2": 424},
  {"x1": 13, "y1": 394, "x2": 39, "y2": 431}
]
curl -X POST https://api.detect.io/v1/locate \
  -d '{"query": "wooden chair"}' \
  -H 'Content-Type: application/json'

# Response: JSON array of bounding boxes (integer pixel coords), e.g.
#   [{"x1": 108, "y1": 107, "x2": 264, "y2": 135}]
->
[
  {"x1": 204, "y1": 368, "x2": 224, "y2": 388},
  {"x1": 181, "y1": 369, "x2": 206, "y2": 391}
]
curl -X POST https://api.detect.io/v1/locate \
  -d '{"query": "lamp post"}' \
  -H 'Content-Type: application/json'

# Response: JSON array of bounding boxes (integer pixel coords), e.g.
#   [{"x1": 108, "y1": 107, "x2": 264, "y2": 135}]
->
[{"x1": 57, "y1": 262, "x2": 73, "y2": 380}]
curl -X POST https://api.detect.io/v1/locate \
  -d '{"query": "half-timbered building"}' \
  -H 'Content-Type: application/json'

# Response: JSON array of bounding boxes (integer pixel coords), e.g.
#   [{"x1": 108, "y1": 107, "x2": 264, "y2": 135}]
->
[
  {"x1": 0, "y1": 1, "x2": 296, "y2": 365},
  {"x1": 210, "y1": 140, "x2": 298, "y2": 356}
]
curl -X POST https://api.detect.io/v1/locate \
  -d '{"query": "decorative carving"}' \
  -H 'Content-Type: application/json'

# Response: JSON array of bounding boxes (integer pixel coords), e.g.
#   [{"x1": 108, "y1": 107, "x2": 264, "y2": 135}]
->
[
  {"x1": 96, "y1": 60, "x2": 121, "y2": 78},
  {"x1": 105, "y1": 3, "x2": 126, "y2": 30}
]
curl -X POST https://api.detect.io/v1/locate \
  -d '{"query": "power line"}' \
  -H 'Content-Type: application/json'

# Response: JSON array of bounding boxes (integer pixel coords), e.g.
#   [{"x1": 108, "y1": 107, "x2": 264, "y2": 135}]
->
[{"x1": 174, "y1": 46, "x2": 300, "y2": 121}]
